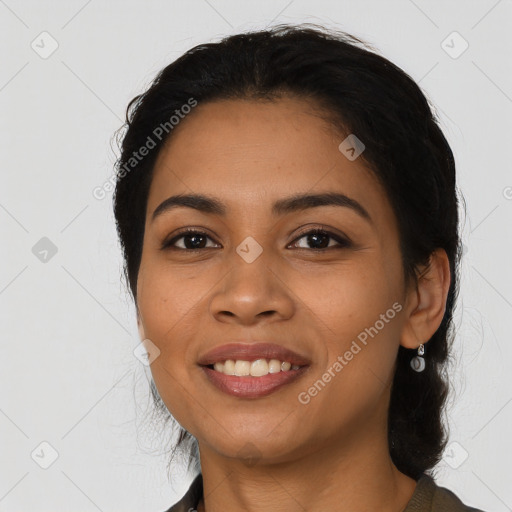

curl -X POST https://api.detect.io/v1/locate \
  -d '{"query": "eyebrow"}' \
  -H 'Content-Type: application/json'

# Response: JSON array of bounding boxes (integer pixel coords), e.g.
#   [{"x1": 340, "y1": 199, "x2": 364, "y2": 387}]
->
[{"x1": 151, "y1": 192, "x2": 372, "y2": 224}]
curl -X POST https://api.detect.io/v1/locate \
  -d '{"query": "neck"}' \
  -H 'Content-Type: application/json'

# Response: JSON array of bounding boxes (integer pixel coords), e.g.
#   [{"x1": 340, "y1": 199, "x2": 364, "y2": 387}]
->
[{"x1": 196, "y1": 412, "x2": 418, "y2": 512}]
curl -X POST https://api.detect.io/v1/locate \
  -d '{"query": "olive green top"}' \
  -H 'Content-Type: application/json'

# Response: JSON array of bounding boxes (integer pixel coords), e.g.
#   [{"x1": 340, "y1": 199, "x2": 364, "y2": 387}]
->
[{"x1": 164, "y1": 473, "x2": 485, "y2": 511}]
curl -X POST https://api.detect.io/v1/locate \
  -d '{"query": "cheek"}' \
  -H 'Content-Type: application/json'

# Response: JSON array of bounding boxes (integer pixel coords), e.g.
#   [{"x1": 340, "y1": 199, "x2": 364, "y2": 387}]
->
[
  {"x1": 137, "y1": 268, "x2": 201, "y2": 427},
  {"x1": 297, "y1": 257, "x2": 402, "y2": 395},
  {"x1": 137, "y1": 261, "x2": 204, "y2": 341},
  {"x1": 298, "y1": 256, "x2": 400, "y2": 340},
  {"x1": 136, "y1": 265, "x2": 204, "y2": 398}
]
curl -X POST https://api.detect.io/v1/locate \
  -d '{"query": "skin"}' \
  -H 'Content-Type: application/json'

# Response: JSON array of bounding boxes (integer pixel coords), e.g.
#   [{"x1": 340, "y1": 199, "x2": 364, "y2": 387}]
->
[{"x1": 136, "y1": 96, "x2": 451, "y2": 512}]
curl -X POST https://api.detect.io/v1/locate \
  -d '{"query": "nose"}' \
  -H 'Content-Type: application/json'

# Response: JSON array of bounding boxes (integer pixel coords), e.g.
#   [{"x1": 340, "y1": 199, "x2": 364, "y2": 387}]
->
[{"x1": 208, "y1": 251, "x2": 295, "y2": 326}]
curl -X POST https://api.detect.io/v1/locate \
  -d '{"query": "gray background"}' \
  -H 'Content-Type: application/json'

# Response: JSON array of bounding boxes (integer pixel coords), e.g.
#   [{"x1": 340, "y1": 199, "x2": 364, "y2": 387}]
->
[{"x1": 1, "y1": 0, "x2": 511, "y2": 510}]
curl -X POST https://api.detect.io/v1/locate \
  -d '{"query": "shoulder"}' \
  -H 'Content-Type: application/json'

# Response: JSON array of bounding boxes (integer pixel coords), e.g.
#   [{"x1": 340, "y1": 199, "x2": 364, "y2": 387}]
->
[
  {"x1": 161, "y1": 473, "x2": 203, "y2": 512},
  {"x1": 163, "y1": 472, "x2": 487, "y2": 512},
  {"x1": 405, "y1": 474, "x2": 486, "y2": 512}
]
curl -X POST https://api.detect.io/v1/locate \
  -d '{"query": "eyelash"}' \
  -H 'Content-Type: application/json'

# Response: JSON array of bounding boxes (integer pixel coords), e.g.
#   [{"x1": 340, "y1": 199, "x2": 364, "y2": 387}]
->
[{"x1": 160, "y1": 227, "x2": 352, "y2": 252}]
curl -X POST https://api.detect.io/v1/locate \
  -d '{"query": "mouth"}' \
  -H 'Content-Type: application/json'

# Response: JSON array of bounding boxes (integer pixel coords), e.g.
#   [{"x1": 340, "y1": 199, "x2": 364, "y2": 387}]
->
[
  {"x1": 200, "y1": 363, "x2": 310, "y2": 398},
  {"x1": 198, "y1": 342, "x2": 311, "y2": 398},
  {"x1": 204, "y1": 358, "x2": 304, "y2": 376}
]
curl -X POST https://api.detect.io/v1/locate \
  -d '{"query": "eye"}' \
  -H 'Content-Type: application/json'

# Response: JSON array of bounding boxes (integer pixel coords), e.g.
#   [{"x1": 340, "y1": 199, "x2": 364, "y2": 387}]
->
[
  {"x1": 161, "y1": 228, "x2": 219, "y2": 251},
  {"x1": 161, "y1": 227, "x2": 351, "y2": 252},
  {"x1": 289, "y1": 228, "x2": 351, "y2": 250}
]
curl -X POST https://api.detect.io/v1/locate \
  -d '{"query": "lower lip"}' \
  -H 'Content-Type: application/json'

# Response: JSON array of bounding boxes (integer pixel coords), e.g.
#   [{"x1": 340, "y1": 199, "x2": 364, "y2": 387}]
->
[{"x1": 200, "y1": 365, "x2": 309, "y2": 398}]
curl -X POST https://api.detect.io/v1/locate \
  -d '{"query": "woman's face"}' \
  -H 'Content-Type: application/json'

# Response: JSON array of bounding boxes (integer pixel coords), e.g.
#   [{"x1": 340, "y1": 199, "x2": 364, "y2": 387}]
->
[{"x1": 137, "y1": 96, "x2": 414, "y2": 465}]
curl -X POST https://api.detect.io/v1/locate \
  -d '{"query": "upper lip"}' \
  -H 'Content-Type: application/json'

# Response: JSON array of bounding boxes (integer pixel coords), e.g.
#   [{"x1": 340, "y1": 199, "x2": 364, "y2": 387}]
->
[{"x1": 197, "y1": 342, "x2": 311, "y2": 366}]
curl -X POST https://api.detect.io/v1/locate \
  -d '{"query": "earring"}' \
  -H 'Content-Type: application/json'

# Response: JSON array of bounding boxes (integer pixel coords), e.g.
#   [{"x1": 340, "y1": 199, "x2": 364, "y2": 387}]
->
[{"x1": 410, "y1": 343, "x2": 425, "y2": 372}]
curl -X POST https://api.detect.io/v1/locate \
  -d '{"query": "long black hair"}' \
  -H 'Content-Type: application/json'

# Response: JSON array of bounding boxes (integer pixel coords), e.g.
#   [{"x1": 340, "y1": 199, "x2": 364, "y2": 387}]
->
[{"x1": 113, "y1": 23, "x2": 462, "y2": 481}]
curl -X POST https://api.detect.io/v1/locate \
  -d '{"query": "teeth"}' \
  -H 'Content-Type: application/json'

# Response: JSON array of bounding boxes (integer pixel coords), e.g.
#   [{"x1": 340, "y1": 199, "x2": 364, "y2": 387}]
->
[
  {"x1": 223, "y1": 360, "x2": 235, "y2": 375},
  {"x1": 249, "y1": 359, "x2": 268, "y2": 377},
  {"x1": 269, "y1": 360, "x2": 281, "y2": 373},
  {"x1": 211, "y1": 359, "x2": 302, "y2": 377},
  {"x1": 235, "y1": 360, "x2": 251, "y2": 376}
]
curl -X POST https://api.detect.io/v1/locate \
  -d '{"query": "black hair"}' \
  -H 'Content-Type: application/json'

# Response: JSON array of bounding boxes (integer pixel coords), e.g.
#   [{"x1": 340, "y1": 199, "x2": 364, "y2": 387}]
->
[{"x1": 113, "y1": 23, "x2": 463, "y2": 482}]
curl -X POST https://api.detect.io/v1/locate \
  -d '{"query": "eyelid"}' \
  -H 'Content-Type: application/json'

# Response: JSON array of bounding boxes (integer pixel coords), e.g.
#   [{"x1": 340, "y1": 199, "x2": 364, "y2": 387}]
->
[
  {"x1": 160, "y1": 227, "x2": 220, "y2": 250},
  {"x1": 161, "y1": 225, "x2": 352, "y2": 251},
  {"x1": 288, "y1": 226, "x2": 352, "y2": 249}
]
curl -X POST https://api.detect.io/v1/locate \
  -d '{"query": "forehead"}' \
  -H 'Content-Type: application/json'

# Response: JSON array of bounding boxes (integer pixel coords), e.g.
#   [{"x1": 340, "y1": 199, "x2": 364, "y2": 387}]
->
[{"x1": 147, "y1": 97, "x2": 391, "y2": 223}]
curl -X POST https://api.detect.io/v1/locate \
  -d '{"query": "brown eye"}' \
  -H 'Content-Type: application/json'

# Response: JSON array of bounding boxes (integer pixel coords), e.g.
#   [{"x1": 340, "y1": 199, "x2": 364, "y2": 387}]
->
[
  {"x1": 161, "y1": 227, "x2": 351, "y2": 252},
  {"x1": 161, "y1": 229, "x2": 219, "y2": 251},
  {"x1": 290, "y1": 228, "x2": 351, "y2": 250}
]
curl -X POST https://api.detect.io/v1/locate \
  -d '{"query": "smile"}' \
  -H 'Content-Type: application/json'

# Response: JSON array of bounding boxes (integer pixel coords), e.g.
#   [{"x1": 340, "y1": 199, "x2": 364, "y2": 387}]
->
[
  {"x1": 200, "y1": 361, "x2": 310, "y2": 399},
  {"x1": 209, "y1": 358, "x2": 302, "y2": 376}
]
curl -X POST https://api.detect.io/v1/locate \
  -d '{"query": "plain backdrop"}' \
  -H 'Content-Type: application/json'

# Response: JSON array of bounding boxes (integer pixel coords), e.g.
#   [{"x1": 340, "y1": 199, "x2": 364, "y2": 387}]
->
[{"x1": 1, "y1": 1, "x2": 511, "y2": 511}]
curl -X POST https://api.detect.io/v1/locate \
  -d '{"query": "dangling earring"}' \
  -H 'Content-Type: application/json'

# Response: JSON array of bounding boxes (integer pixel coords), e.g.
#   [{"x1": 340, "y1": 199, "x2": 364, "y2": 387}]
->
[{"x1": 410, "y1": 343, "x2": 425, "y2": 372}]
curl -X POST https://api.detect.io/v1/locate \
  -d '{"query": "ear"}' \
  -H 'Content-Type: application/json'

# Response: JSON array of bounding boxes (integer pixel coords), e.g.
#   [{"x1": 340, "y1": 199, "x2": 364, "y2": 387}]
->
[{"x1": 400, "y1": 248, "x2": 451, "y2": 350}]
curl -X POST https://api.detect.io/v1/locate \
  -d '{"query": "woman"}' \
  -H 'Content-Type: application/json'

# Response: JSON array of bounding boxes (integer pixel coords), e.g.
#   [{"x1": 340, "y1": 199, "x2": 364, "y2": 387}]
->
[{"x1": 113, "y1": 24, "x2": 485, "y2": 512}]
